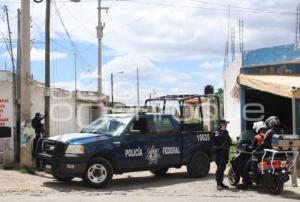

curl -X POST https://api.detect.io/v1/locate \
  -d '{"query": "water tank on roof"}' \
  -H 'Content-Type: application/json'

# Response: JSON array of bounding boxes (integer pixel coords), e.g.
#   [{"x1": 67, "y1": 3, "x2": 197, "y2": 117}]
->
[{"x1": 204, "y1": 85, "x2": 214, "y2": 95}]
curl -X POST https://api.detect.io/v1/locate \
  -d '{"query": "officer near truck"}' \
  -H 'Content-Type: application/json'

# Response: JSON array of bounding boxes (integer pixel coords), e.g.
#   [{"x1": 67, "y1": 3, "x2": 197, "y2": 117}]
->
[{"x1": 211, "y1": 119, "x2": 232, "y2": 190}]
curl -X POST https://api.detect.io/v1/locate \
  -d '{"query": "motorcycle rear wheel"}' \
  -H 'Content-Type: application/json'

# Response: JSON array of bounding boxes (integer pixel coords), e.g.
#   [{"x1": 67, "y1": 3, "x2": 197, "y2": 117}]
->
[{"x1": 268, "y1": 181, "x2": 284, "y2": 195}]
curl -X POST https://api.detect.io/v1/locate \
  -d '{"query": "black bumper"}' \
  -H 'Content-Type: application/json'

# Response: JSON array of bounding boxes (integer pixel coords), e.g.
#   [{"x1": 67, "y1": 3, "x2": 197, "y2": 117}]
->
[{"x1": 36, "y1": 153, "x2": 87, "y2": 178}]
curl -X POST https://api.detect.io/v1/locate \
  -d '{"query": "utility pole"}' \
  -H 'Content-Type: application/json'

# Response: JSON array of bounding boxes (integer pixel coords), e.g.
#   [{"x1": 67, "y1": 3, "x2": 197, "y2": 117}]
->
[
  {"x1": 74, "y1": 52, "x2": 77, "y2": 121},
  {"x1": 110, "y1": 71, "x2": 123, "y2": 107},
  {"x1": 137, "y1": 68, "x2": 140, "y2": 108},
  {"x1": 97, "y1": 0, "x2": 108, "y2": 116},
  {"x1": 231, "y1": 27, "x2": 235, "y2": 61},
  {"x1": 4, "y1": 6, "x2": 15, "y2": 73},
  {"x1": 239, "y1": 19, "x2": 244, "y2": 53},
  {"x1": 44, "y1": 0, "x2": 51, "y2": 138},
  {"x1": 296, "y1": 3, "x2": 300, "y2": 43},
  {"x1": 20, "y1": 0, "x2": 31, "y2": 166},
  {"x1": 111, "y1": 73, "x2": 114, "y2": 105},
  {"x1": 16, "y1": 9, "x2": 21, "y2": 162}
]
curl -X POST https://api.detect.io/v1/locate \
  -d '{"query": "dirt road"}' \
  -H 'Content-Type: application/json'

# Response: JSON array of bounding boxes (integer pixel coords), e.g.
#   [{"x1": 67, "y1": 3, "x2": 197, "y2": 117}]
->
[{"x1": 0, "y1": 164, "x2": 299, "y2": 202}]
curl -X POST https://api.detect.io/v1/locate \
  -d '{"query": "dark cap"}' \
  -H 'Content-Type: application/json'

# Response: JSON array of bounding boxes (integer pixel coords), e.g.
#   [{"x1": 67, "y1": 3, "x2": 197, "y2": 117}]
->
[{"x1": 218, "y1": 119, "x2": 230, "y2": 124}]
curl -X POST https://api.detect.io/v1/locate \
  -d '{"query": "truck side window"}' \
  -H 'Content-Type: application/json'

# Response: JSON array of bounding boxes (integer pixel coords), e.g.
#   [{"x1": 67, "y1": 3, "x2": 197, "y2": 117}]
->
[
  {"x1": 153, "y1": 117, "x2": 176, "y2": 136},
  {"x1": 130, "y1": 117, "x2": 149, "y2": 134}
]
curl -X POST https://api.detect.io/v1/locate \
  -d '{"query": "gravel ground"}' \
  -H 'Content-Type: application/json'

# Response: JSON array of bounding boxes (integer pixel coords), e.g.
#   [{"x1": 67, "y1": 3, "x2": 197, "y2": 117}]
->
[{"x1": 0, "y1": 164, "x2": 300, "y2": 202}]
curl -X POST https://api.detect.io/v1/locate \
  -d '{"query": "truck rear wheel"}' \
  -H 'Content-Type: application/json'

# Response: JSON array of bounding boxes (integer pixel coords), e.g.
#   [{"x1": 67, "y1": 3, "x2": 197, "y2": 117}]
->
[
  {"x1": 52, "y1": 175, "x2": 74, "y2": 182},
  {"x1": 187, "y1": 151, "x2": 210, "y2": 178},
  {"x1": 150, "y1": 168, "x2": 169, "y2": 176},
  {"x1": 83, "y1": 157, "x2": 113, "y2": 188}
]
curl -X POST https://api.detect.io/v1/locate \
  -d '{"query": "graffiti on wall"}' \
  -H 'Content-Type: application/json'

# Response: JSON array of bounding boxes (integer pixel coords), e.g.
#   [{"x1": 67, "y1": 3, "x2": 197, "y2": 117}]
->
[
  {"x1": 241, "y1": 63, "x2": 299, "y2": 75},
  {"x1": 0, "y1": 98, "x2": 11, "y2": 138},
  {"x1": 20, "y1": 119, "x2": 35, "y2": 146},
  {"x1": 259, "y1": 65, "x2": 293, "y2": 75}
]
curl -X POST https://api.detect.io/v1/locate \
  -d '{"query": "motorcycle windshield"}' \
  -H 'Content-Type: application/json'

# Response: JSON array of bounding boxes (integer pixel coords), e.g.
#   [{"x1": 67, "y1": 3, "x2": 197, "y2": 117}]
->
[{"x1": 239, "y1": 130, "x2": 255, "y2": 143}]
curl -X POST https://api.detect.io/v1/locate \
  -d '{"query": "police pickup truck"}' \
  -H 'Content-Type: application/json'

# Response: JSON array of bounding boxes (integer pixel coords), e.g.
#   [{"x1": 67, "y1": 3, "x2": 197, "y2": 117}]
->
[{"x1": 37, "y1": 113, "x2": 213, "y2": 188}]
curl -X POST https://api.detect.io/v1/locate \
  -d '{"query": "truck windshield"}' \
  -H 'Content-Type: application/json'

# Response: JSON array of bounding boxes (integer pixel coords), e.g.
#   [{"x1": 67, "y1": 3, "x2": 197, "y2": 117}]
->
[{"x1": 81, "y1": 116, "x2": 132, "y2": 136}]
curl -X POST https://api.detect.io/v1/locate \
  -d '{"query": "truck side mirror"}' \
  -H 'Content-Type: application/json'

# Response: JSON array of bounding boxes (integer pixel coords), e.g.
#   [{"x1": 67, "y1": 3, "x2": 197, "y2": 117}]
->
[
  {"x1": 129, "y1": 130, "x2": 142, "y2": 136},
  {"x1": 124, "y1": 130, "x2": 142, "y2": 139}
]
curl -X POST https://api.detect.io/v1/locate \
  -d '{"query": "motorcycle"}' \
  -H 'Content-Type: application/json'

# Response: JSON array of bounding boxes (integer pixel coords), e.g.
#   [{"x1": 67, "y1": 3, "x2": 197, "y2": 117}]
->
[{"x1": 228, "y1": 131, "x2": 298, "y2": 195}]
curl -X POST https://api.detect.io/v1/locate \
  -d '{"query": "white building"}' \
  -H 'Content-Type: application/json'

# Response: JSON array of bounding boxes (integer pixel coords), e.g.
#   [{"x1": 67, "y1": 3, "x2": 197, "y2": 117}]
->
[
  {"x1": 224, "y1": 44, "x2": 300, "y2": 170},
  {"x1": 0, "y1": 70, "x2": 109, "y2": 164}
]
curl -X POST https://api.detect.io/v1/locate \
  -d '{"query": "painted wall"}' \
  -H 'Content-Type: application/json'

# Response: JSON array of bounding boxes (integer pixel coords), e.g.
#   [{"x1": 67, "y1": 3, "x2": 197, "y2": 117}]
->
[
  {"x1": 223, "y1": 55, "x2": 242, "y2": 140},
  {"x1": 296, "y1": 100, "x2": 300, "y2": 135},
  {"x1": 31, "y1": 84, "x2": 78, "y2": 136},
  {"x1": 0, "y1": 71, "x2": 105, "y2": 164},
  {"x1": 242, "y1": 44, "x2": 300, "y2": 67},
  {"x1": 0, "y1": 72, "x2": 14, "y2": 164}
]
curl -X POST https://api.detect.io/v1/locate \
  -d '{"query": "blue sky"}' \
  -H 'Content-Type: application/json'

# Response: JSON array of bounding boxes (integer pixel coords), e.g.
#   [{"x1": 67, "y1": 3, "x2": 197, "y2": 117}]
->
[{"x1": 0, "y1": 0, "x2": 297, "y2": 105}]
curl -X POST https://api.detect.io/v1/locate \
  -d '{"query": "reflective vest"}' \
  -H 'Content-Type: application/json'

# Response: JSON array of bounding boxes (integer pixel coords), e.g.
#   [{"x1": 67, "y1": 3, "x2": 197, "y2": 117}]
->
[{"x1": 255, "y1": 134, "x2": 264, "y2": 145}]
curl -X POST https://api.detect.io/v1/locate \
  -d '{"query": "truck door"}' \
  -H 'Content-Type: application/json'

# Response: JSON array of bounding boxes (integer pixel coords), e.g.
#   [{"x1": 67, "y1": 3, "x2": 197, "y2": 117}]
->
[
  {"x1": 115, "y1": 117, "x2": 152, "y2": 171},
  {"x1": 149, "y1": 116, "x2": 181, "y2": 167}
]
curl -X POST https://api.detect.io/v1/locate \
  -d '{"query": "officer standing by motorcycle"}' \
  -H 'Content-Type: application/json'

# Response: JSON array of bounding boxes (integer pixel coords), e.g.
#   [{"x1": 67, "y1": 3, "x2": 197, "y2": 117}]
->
[
  {"x1": 31, "y1": 112, "x2": 45, "y2": 158},
  {"x1": 211, "y1": 119, "x2": 232, "y2": 190}
]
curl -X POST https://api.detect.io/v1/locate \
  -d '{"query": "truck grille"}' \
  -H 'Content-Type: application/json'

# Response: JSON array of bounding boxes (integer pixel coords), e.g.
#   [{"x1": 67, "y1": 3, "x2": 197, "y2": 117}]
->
[
  {"x1": 41, "y1": 140, "x2": 66, "y2": 157},
  {"x1": 42, "y1": 140, "x2": 56, "y2": 155}
]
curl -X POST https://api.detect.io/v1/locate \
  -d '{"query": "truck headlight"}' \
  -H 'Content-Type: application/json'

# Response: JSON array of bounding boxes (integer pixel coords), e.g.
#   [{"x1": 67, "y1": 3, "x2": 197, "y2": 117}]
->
[{"x1": 65, "y1": 144, "x2": 85, "y2": 155}]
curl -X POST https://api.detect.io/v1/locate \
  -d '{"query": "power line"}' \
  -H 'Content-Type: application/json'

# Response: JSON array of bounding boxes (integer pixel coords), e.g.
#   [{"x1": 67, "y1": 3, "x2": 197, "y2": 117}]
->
[
  {"x1": 296, "y1": 3, "x2": 300, "y2": 43},
  {"x1": 188, "y1": 0, "x2": 296, "y2": 15},
  {"x1": 4, "y1": 0, "x2": 297, "y2": 16},
  {"x1": 53, "y1": 0, "x2": 93, "y2": 68},
  {"x1": 53, "y1": 0, "x2": 76, "y2": 52}
]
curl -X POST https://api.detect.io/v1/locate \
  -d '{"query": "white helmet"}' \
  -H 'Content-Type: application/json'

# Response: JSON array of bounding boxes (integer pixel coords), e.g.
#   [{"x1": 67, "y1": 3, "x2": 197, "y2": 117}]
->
[{"x1": 253, "y1": 121, "x2": 267, "y2": 133}]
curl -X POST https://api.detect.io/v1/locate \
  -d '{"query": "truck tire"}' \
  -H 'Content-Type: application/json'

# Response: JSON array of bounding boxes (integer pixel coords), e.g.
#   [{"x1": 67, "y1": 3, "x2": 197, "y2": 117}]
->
[
  {"x1": 187, "y1": 151, "x2": 210, "y2": 178},
  {"x1": 150, "y1": 168, "x2": 169, "y2": 176},
  {"x1": 83, "y1": 157, "x2": 113, "y2": 188},
  {"x1": 52, "y1": 175, "x2": 74, "y2": 182}
]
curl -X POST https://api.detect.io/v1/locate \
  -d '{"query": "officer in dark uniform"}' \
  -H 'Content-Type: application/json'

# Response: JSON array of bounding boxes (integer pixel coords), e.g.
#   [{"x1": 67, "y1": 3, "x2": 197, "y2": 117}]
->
[
  {"x1": 211, "y1": 119, "x2": 232, "y2": 190},
  {"x1": 31, "y1": 112, "x2": 45, "y2": 158}
]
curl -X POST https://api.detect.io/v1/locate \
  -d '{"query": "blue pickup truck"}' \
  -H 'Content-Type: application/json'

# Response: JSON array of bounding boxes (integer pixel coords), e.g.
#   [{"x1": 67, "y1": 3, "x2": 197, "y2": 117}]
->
[{"x1": 37, "y1": 113, "x2": 213, "y2": 188}]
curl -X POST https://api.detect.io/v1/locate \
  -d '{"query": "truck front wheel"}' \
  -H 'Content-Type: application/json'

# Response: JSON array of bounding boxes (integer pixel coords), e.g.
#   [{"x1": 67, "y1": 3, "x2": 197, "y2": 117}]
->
[
  {"x1": 150, "y1": 168, "x2": 169, "y2": 176},
  {"x1": 83, "y1": 157, "x2": 113, "y2": 188},
  {"x1": 187, "y1": 151, "x2": 210, "y2": 178}
]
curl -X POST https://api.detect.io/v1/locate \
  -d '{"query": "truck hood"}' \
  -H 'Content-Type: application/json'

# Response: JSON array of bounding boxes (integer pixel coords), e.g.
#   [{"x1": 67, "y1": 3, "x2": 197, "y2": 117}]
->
[{"x1": 48, "y1": 133, "x2": 111, "y2": 144}]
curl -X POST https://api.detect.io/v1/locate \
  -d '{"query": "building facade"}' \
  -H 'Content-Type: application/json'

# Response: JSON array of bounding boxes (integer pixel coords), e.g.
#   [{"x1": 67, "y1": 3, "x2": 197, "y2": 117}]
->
[
  {"x1": 224, "y1": 44, "x2": 300, "y2": 140},
  {"x1": 0, "y1": 70, "x2": 109, "y2": 164}
]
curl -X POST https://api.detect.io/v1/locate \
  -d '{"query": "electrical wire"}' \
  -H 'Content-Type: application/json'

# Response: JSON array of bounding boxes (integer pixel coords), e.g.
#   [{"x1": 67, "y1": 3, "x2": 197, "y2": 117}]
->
[
  {"x1": 3, "y1": 0, "x2": 297, "y2": 16},
  {"x1": 53, "y1": 0, "x2": 93, "y2": 74}
]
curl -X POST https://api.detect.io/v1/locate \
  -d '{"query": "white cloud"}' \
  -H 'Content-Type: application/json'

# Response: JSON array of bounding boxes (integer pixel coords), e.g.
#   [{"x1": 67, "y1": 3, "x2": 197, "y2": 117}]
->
[
  {"x1": 200, "y1": 61, "x2": 223, "y2": 69},
  {"x1": 2, "y1": 0, "x2": 297, "y2": 105},
  {"x1": 3, "y1": 0, "x2": 297, "y2": 61},
  {"x1": 31, "y1": 48, "x2": 68, "y2": 61},
  {"x1": 0, "y1": 48, "x2": 67, "y2": 61}
]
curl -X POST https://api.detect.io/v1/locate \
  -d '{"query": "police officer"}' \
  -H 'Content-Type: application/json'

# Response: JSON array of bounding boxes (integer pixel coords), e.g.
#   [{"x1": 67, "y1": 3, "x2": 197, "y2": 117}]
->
[
  {"x1": 31, "y1": 112, "x2": 45, "y2": 158},
  {"x1": 211, "y1": 119, "x2": 232, "y2": 190}
]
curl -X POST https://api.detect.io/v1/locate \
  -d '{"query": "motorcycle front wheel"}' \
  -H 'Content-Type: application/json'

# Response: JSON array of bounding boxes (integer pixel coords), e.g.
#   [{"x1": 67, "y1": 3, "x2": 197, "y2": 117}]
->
[{"x1": 228, "y1": 167, "x2": 240, "y2": 186}]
